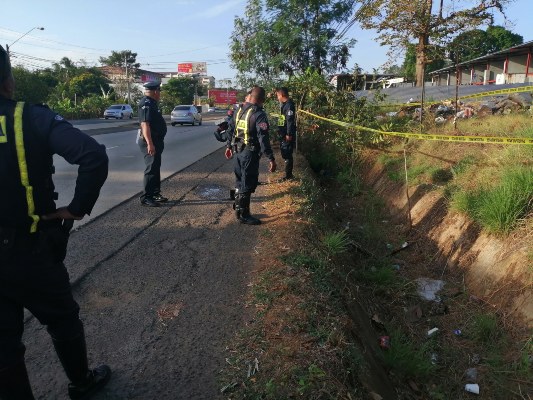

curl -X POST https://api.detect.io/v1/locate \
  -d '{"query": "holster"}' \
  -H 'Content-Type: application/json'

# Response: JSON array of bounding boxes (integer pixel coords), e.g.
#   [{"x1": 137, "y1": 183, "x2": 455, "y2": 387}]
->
[{"x1": 233, "y1": 141, "x2": 246, "y2": 153}]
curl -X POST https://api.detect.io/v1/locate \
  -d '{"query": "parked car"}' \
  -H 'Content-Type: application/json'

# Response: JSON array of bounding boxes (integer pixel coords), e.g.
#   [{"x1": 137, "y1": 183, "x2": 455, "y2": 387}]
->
[
  {"x1": 207, "y1": 106, "x2": 216, "y2": 113},
  {"x1": 170, "y1": 105, "x2": 203, "y2": 126},
  {"x1": 103, "y1": 104, "x2": 134, "y2": 119}
]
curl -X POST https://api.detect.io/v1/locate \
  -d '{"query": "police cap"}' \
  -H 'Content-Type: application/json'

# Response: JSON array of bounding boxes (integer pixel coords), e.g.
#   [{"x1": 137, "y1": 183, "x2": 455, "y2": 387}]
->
[{"x1": 143, "y1": 81, "x2": 161, "y2": 90}]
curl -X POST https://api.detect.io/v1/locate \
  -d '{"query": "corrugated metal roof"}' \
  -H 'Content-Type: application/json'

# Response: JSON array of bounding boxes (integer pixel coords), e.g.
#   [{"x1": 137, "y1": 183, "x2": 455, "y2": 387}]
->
[{"x1": 429, "y1": 39, "x2": 533, "y2": 75}]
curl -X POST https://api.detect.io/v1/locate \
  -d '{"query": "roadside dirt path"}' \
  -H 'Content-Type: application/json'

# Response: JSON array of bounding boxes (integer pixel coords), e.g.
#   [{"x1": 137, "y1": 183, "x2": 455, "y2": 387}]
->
[{"x1": 23, "y1": 149, "x2": 273, "y2": 399}]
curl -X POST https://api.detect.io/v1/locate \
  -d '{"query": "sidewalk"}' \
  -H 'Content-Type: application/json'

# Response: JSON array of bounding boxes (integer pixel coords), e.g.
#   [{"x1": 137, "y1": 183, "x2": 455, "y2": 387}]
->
[{"x1": 23, "y1": 147, "x2": 277, "y2": 399}]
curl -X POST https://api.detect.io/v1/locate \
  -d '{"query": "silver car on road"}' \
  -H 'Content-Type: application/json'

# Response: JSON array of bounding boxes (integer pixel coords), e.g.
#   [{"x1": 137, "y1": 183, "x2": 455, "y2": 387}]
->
[
  {"x1": 170, "y1": 105, "x2": 202, "y2": 126},
  {"x1": 103, "y1": 104, "x2": 133, "y2": 119}
]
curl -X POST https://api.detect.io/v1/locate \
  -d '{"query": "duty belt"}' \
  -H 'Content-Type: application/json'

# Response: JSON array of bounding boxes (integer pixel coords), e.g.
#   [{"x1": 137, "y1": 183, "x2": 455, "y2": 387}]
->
[{"x1": 233, "y1": 139, "x2": 258, "y2": 153}]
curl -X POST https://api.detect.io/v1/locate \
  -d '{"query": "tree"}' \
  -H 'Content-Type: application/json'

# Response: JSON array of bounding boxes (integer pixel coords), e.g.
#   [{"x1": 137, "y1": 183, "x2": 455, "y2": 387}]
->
[
  {"x1": 449, "y1": 26, "x2": 523, "y2": 63},
  {"x1": 12, "y1": 67, "x2": 51, "y2": 103},
  {"x1": 486, "y1": 25, "x2": 523, "y2": 52},
  {"x1": 99, "y1": 50, "x2": 140, "y2": 70},
  {"x1": 231, "y1": 0, "x2": 356, "y2": 85},
  {"x1": 402, "y1": 44, "x2": 445, "y2": 81},
  {"x1": 354, "y1": 0, "x2": 515, "y2": 86},
  {"x1": 382, "y1": 64, "x2": 402, "y2": 75},
  {"x1": 159, "y1": 77, "x2": 197, "y2": 113},
  {"x1": 69, "y1": 71, "x2": 110, "y2": 99}
]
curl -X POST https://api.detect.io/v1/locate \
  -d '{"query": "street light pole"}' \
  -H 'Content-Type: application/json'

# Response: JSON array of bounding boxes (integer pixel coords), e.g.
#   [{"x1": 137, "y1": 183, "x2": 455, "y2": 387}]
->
[
  {"x1": 6, "y1": 27, "x2": 45, "y2": 55},
  {"x1": 221, "y1": 78, "x2": 231, "y2": 109}
]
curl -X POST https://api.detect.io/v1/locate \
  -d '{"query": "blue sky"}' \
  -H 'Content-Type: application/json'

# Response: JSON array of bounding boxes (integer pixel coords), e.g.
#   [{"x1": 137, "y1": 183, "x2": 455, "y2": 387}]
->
[{"x1": 1, "y1": 0, "x2": 531, "y2": 86}]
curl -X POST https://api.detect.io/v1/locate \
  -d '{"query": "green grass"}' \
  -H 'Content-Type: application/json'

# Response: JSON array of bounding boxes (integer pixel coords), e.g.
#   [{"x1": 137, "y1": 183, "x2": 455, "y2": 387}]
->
[
  {"x1": 292, "y1": 174, "x2": 323, "y2": 217},
  {"x1": 378, "y1": 153, "x2": 403, "y2": 182},
  {"x1": 251, "y1": 270, "x2": 281, "y2": 311},
  {"x1": 322, "y1": 229, "x2": 351, "y2": 256},
  {"x1": 336, "y1": 169, "x2": 363, "y2": 196},
  {"x1": 431, "y1": 168, "x2": 453, "y2": 184},
  {"x1": 475, "y1": 168, "x2": 532, "y2": 234},
  {"x1": 280, "y1": 252, "x2": 333, "y2": 293},
  {"x1": 382, "y1": 329, "x2": 436, "y2": 378},
  {"x1": 358, "y1": 263, "x2": 397, "y2": 286},
  {"x1": 451, "y1": 167, "x2": 532, "y2": 235},
  {"x1": 451, "y1": 155, "x2": 477, "y2": 177},
  {"x1": 471, "y1": 313, "x2": 500, "y2": 343},
  {"x1": 295, "y1": 364, "x2": 327, "y2": 396}
]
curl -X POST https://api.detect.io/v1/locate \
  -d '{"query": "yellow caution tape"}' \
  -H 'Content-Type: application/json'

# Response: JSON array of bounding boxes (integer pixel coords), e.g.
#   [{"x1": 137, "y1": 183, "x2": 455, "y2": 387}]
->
[
  {"x1": 298, "y1": 109, "x2": 533, "y2": 145},
  {"x1": 459, "y1": 85, "x2": 533, "y2": 100},
  {"x1": 377, "y1": 85, "x2": 533, "y2": 107}
]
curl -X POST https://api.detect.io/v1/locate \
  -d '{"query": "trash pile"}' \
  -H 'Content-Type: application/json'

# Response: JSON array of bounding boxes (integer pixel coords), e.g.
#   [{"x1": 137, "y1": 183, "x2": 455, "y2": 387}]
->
[{"x1": 381, "y1": 92, "x2": 533, "y2": 125}]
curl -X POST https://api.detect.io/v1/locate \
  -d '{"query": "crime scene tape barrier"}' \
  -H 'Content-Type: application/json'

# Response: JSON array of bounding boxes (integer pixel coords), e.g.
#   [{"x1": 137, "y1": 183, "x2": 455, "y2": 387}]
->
[
  {"x1": 377, "y1": 85, "x2": 533, "y2": 107},
  {"x1": 296, "y1": 109, "x2": 533, "y2": 145}
]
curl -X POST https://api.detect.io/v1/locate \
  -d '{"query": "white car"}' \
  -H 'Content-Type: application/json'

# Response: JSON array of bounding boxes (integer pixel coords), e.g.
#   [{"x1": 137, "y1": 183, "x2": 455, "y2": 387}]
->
[
  {"x1": 103, "y1": 104, "x2": 134, "y2": 119},
  {"x1": 171, "y1": 105, "x2": 203, "y2": 126},
  {"x1": 207, "y1": 107, "x2": 216, "y2": 113}
]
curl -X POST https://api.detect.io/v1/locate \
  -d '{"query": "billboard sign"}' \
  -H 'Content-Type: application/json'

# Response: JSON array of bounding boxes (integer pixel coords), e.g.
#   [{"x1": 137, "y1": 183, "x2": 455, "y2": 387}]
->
[
  {"x1": 209, "y1": 89, "x2": 238, "y2": 104},
  {"x1": 177, "y1": 62, "x2": 207, "y2": 74}
]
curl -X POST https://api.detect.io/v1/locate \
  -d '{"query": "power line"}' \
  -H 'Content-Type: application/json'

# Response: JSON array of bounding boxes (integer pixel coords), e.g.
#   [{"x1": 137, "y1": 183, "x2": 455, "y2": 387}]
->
[
  {"x1": 332, "y1": 0, "x2": 373, "y2": 46},
  {"x1": 137, "y1": 45, "x2": 227, "y2": 59},
  {"x1": 0, "y1": 27, "x2": 111, "y2": 53}
]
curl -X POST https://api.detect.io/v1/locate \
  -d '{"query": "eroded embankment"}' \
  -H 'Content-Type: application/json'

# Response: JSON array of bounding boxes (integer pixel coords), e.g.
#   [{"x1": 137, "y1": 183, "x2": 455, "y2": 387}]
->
[{"x1": 361, "y1": 149, "x2": 532, "y2": 327}]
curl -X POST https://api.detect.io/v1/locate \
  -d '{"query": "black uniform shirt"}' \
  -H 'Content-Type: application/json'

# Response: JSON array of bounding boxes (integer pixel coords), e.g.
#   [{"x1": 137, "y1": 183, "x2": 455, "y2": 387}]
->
[
  {"x1": 138, "y1": 96, "x2": 167, "y2": 138},
  {"x1": 227, "y1": 103, "x2": 275, "y2": 162},
  {"x1": 279, "y1": 99, "x2": 296, "y2": 139},
  {"x1": 0, "y1": 96, "x2": 108, "y2": 220},
  {"x1": 30, "y1": 104, "x2": 108, "y2": 217}
]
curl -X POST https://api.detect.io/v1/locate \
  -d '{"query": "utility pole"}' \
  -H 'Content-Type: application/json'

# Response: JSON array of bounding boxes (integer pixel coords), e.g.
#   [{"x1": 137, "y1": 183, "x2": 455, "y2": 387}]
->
[
  {"x1": 222, "y1": 78, "x2": 231, "y2": 109},
  {"x1": 125, "y1": 55, "x2": 131, "y2": 104}
]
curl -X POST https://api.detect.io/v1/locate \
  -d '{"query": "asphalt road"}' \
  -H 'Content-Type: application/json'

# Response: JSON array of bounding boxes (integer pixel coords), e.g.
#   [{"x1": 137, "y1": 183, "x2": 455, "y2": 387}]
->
[{"x1": 55, "y1": 118, "x2": 225, "y2": 227}]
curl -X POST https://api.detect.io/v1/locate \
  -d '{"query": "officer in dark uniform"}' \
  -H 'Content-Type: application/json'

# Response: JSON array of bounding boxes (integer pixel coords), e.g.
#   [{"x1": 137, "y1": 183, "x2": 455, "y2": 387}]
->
[
  {"x1": 0, "y1": 45, "x2": 111, "y2": 399},
  {"x1": 225, "y1": 86, "x2": 276, "y2": 225},
  {"x1": 138, "y1": 81, "x2": 167, "y2": 207},
  {"x1": 275, "y1": 87, "x2": 296, "y2": 181}
]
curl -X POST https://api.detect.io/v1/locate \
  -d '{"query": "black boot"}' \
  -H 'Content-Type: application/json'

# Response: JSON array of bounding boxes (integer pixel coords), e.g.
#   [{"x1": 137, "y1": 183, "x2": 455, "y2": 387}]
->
[
  {"x1": 0, "y1": 360, "x2": 35, "y2": 400},
  {"x1": 232, "y1": 191, "x2": 241, "y2": 220},
  {"x1": 283, "y1": 158, "x2": 294, "y2": 180},
  {"x1": 239, "y1": 193, "x2": 261, "y2": 225},
  {"x1": 52, "y1": 333, "x2": 111, "y2": 400}
]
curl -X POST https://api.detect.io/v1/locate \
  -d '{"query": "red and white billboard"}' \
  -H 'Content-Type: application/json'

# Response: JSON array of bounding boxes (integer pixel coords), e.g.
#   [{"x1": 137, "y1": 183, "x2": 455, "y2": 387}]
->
[
  {"x1": 209, "y1": 89, "x2": 238, "y2": 104},
  {"x1": 177, "y1": 62, "x2": 207, "y2": 74}
]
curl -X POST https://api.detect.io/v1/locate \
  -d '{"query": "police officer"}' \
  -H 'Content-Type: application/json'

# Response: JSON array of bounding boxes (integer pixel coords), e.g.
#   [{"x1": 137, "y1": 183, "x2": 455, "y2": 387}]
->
[
  {"x1": 0, "y1": 45, "x2": 110, "y2": 399},
  {"x1": 225, "y1": 86, "x2": 276, "y2": 225},
  {"x1": 275, "y1": 87, "x2": 296, "y2": 181},
  {"x1": 138, "y1": 81, "x2": 167, "y2": 207}
]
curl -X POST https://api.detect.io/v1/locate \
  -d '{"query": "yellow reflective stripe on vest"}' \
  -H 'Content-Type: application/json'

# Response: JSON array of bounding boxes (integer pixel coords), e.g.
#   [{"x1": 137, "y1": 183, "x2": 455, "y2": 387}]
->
[
  {"x1": 236, "y1": 108, "x2": 253, "y2": 144},
  {"x1": 278, "y1": 114, "x2": 286, "y2": 127},
  {"x1": 0, "y1": 115, "x2": 7, "y2": 143},
  {"x1": 14, "y1": 102, "x2": 40, "y2": 233}
]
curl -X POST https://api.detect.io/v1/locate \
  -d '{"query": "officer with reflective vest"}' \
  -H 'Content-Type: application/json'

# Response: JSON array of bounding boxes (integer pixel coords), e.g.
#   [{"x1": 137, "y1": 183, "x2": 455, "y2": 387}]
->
[
  {"x1": 275, "y1": 87, "x2": 296, "y2": 181},
  {"x1": 0, "y1": 45, "x2": 111, "y2": 399},
  {"x1": 138, "y1": 81, "x2": 167, "y2": 207},
  {"x1": 225, "y1": 86, "x2": 276, "y2": 225}
]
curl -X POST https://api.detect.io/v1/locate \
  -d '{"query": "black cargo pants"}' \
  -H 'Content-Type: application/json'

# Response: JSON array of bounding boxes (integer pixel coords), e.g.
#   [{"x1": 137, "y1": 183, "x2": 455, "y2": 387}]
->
[
  {"x1": 139, "y1": 136, "x2": 165, "y2": 200},
  {"x1": 234, "y1": 147, "x2": 260, "y2": 195},
  {"x1": 0, "y1": 224, "x2": 82, "y2": 369}
]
